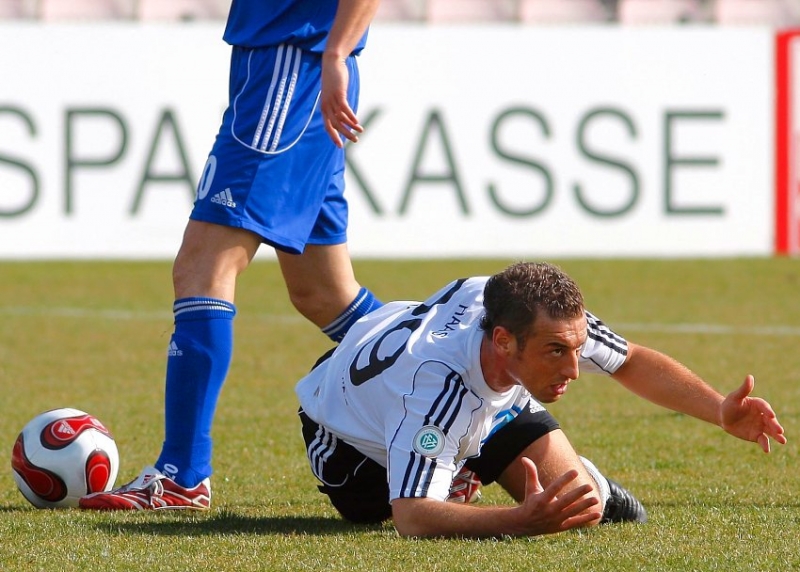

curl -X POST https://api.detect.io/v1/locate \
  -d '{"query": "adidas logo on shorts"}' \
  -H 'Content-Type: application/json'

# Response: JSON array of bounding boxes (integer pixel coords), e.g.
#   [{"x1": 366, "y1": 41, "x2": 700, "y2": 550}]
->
[{"x1": 211, "y1": 188, "x2": 236, "y2": 208}]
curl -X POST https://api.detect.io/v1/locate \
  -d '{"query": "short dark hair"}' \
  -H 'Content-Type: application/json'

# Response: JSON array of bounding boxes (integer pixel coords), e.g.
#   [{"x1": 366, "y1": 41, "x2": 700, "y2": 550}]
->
[{"x1": 480, "y1": 262, "x2": 584, "y2": 347}]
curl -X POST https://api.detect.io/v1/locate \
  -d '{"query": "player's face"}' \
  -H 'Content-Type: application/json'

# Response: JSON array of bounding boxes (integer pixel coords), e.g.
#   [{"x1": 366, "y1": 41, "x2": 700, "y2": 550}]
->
[{"x1": 506, "y1": 313, "x2": 587, "y2": 403}]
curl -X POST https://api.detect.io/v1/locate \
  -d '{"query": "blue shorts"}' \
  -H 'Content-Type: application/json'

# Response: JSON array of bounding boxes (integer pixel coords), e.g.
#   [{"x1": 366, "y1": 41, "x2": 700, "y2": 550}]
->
[{"x1": 191, "y1": 44, "x2": 359, "y2": 254}]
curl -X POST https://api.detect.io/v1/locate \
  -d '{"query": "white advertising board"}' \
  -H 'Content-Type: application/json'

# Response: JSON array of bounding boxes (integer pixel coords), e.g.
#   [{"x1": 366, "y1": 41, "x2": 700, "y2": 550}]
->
[{"x1": 0, "y1": 24, "x2": 775, "y2": 259}]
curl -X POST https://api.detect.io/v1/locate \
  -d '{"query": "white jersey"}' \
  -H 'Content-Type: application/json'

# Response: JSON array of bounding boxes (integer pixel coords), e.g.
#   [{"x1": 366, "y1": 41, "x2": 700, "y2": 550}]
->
[{"x1": 295, "y1": 277, "x2": 628, "y2": 502}]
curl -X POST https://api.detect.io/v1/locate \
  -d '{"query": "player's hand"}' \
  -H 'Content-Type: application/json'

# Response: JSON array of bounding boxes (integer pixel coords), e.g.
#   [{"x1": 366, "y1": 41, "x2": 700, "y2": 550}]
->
[
  {"x1": 513, "y1": 457, "x2": 601, "y2": 536},
  {"x1": 320, "y1": 53, "x2": 363, "y2": 148},
  {"x1": 720, "y1": 375, "x2": 787, "y2": 452}
]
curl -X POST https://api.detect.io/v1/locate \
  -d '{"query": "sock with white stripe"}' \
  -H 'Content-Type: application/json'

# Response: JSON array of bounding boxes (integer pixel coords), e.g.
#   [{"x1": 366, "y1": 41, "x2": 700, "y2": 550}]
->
[
  {"x1": 155, "y1": 297, "x2": 236, "y2": 488},
  {"x1": 321, "y1": 287, "x2": 383, "y2": 342},
  {"x1": 579, "y1": 456, "x2": 610, "y2": 513}
]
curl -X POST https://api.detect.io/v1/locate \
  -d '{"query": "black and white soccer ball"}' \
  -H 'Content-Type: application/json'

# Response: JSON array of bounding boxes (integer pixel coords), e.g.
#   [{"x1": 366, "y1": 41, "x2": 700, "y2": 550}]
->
[{"x1": 11, "y1": 408, "x2": 119, "y2": 508}]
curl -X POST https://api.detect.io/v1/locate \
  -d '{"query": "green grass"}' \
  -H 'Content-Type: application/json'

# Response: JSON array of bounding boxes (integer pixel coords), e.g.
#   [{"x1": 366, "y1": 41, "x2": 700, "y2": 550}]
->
[{"x1": 0, "y1": 258, "x2": 799, "y2": 571}]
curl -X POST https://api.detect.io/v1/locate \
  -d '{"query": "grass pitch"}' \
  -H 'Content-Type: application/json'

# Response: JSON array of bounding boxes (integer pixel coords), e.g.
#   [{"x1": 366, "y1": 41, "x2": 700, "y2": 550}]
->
[{"x1": 0, "y1": 258, "x2": 799, "y2": 571}]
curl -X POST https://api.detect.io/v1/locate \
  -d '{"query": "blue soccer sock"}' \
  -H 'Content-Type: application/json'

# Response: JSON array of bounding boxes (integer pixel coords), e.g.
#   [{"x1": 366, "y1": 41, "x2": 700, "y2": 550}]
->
[
  {"x1": 321, "y1": 287, "x2": 383, "y2": 342},
  {"x1": 155, "y1": 297, "x2": 236, "y2": 488}
]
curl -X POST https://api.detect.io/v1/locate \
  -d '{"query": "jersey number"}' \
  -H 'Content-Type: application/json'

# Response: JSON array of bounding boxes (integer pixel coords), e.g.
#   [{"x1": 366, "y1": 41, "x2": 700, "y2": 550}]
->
[{"x1": 348, "y1": 279, "x2": 467, "y2": 386}]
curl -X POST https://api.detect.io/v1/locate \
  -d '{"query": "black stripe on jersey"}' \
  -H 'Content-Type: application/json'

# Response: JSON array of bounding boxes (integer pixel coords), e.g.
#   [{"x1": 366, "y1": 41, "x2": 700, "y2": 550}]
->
[
  {"x1": 399, "y1": 451, "x2": 417, "y2": 496},
  {"x1": 585, "y1": 311, "x2": 628, "y2": 355},
  {"x1": 401, "y1": 452, "x2": 438, "y2": 498},
  {"x1": 400, "y1": 368, "x2": 469, "y2": 497},
  {"x1": 423, "y1": 369, "x2": 469, "y2": 433},
  {"x1": 422, "y1": 372, "x2": 455, "y2": 427},
  {"x1": 410, "y1": 278, "x2": 469, "y2": 317},
  {"x1": 435, "y1": 383, "x2": 469, "y2": 433},
  {"x1": 400, "y1": 451, "x2": 427, "y2": 498},
  {"x1": 418, "y1": 458, "x2": 437, "y2": 496}
]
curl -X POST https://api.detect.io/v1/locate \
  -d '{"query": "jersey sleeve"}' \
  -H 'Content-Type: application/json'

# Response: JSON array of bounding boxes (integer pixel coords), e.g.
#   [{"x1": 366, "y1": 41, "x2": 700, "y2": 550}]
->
[
  {"x1": 385, "y1": 361, "x2": 480, "y2": 502},
  {"x1": 579, "y1": 311, "x2": 629, "y2": 375}
]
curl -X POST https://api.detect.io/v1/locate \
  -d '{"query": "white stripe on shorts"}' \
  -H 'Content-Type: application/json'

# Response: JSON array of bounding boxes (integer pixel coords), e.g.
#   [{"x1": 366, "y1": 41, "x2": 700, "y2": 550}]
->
[
  {"x1": 252, "y1": 44, "x2": 286, "y2": 149},
  {"x1": 309, "y1": 425, "x2": 344, "y2": 486},
  {"x1": 255, "y1": 44, "x2": 302, "y2": 152},
  {"x1": 234, "y1": 45, "x2": 320, "y2": 155},
  {"x1": 268, "y1": 52, "x2": 301, "y2": 152}
]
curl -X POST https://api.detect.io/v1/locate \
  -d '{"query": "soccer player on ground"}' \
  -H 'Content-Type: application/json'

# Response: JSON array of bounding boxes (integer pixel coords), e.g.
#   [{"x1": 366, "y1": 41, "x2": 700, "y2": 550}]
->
[
  {"x1": 80, "y1": 0, "x2": 383, "y2": 511},
  {"x1": 296, "y1": 262, "x2": 786, "y2": 537}
]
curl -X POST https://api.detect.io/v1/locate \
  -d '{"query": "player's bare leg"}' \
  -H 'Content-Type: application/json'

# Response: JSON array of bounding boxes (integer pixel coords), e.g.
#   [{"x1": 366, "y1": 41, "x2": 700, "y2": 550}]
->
[
  {"x1": 277, "y1": 243, "x2": 362, "y2": 327},
  {"x1": 495, "y1": 429, "x2": 603, "y2": 523},
  {"x1": 495, "y1": 429, "x2": 646, "y2": 524},
  {"x1": 173, "y1": 220, "x2": 262, "y2": 302},
  {"x1": 278, "y1": 244, "x2": 381, "y2": 341}
]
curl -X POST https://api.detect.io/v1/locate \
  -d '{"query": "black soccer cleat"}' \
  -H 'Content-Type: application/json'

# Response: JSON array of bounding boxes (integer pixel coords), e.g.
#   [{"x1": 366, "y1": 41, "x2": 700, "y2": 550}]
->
[{"x1": 601, "y1": 478, "x2": 647, "y2": 524}]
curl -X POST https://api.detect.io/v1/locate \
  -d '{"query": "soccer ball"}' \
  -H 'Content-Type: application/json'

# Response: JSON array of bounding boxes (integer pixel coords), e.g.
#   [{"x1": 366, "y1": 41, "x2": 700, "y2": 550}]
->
[{"x1": 11, "y1": 408, "x2": 119, "y2": 508}]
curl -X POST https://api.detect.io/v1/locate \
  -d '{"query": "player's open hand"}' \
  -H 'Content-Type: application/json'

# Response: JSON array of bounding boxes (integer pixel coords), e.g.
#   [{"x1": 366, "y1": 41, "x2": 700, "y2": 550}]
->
[
  {"x1": 720, "y1": 375, "x2": 787, "y2": 453},
  {"x1": 320, "y1": 54, "x2": 363, "y2": 148},
  {"x1": 513, "y1": 457, "x2": 601, "y2": 536}
]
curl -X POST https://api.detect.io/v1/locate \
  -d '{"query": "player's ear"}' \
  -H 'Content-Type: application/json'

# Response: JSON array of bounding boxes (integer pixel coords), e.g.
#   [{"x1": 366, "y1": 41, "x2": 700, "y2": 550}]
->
[{"x1": 492, "y1": 326, "x2": 515, "y2": 356}]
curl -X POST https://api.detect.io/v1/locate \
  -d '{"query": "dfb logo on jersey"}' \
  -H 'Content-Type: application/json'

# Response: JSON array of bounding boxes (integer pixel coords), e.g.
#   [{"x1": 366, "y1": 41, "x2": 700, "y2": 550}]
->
[{"x1": 412, "y1": 425, "x2": 445, "y2": 457}]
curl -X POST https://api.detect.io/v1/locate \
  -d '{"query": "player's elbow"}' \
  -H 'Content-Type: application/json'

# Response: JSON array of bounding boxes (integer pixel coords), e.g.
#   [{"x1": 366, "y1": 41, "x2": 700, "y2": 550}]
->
[
  {"x1": 391, "y1": 498, "x2": 443, "y2": 538},
  {"x1": 393, "y1": 520, "x2": 427, "y2": 538},
  {"x1": 392, "y1": 510, "x2": 430, "y2": 538}
]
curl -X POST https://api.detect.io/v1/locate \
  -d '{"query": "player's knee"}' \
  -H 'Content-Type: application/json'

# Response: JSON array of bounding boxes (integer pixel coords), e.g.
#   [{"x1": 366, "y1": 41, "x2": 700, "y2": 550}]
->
[
  {"x1": 286, "y1": 286, "x2": 320, "y2": 316},
  {"x1": 324, "y1": 487, "x2": 392, "y2": 524},
  {"x1": 584, "y1": 498, "x2": 604, "y2": 528},
  {"x1": 287, "y1": 285, "x2": 354, "y2": 327},
  {"x1": 571, "y1": 486, "x2": 604, "y2": 529},
  {"x1": 172, "y1": 255, "x2": 197, "y2": 295},
  {"x1": 171, "y1": 223, "x2": 257, "y2": 298},
  {"x1": 336, "y1": 504, "x2": 391, "y2": 525},
  {"x1": 172, "y1": 247, "x2": 247, "y2": 299},
  {"x1": 172, "y1": 256, "x2": 218, "y2": 297}
]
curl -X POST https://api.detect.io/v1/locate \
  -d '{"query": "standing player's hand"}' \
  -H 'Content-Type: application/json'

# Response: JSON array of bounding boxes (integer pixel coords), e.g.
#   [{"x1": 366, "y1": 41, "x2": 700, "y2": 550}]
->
[
  {"x1": 720, "y1": 375, "x2": 787, "y2": 452},
  {"x1": 512, "y1": 457, "x2": 601, "y2": 536},
  {"x1": 320, "y1": 53, "x2": 363, "y2": 148}
]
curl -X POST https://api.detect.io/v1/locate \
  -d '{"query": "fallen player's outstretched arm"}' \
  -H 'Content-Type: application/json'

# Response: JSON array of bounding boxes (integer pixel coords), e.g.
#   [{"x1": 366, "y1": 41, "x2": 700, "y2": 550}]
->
[{"x1": 611, "y1": 344, "x2": 786, "y2": 452}]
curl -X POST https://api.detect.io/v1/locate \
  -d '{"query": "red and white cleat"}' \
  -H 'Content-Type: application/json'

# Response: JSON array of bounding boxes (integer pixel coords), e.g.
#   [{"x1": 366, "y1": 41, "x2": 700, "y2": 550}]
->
[
  {"x1": 79, "y1": 465, "x2": 210, "y2": 511},
  {"x1": 446, "y1": 467, "x2": 482, "y2": 504}
]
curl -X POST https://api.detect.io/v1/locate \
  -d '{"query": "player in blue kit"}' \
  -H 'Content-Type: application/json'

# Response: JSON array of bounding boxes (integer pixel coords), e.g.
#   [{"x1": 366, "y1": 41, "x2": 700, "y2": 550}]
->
[{"x1": 80, "y1": 0, "x2": 383, "y2": 510}]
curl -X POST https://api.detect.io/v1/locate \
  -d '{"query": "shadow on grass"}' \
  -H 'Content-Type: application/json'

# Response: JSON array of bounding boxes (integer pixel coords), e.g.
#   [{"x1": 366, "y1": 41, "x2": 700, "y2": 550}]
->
[{"x1": 95, "y1": 509, "x2": 386, "y2": 536}]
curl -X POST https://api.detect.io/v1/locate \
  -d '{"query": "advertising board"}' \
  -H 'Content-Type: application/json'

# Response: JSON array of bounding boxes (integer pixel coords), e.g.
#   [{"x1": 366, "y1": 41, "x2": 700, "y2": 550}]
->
[{"x1": 0, "y1": 24, "x2": 778, "y2": 258}]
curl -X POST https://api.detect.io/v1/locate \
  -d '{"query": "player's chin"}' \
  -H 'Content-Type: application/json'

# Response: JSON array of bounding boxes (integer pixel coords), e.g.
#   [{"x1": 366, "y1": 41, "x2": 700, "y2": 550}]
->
[
  {"x1": 539, "y1": 383, "x2": 569, "y2": 403},
  {"x1": 533, "y1": 391, "x2": 560, "y2": 404}
]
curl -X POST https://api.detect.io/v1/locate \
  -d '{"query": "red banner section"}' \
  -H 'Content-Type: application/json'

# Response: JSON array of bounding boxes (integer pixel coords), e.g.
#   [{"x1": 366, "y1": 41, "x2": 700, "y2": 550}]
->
[{"x1": 775, "y1": 29, "x2": 800, "y2": 255}]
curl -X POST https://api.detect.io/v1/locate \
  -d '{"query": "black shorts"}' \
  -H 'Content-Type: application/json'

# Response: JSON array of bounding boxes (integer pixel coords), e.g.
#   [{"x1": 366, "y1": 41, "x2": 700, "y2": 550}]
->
[{"x1": 299, "y1": 405, "x2": 560, "y2": 524}]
